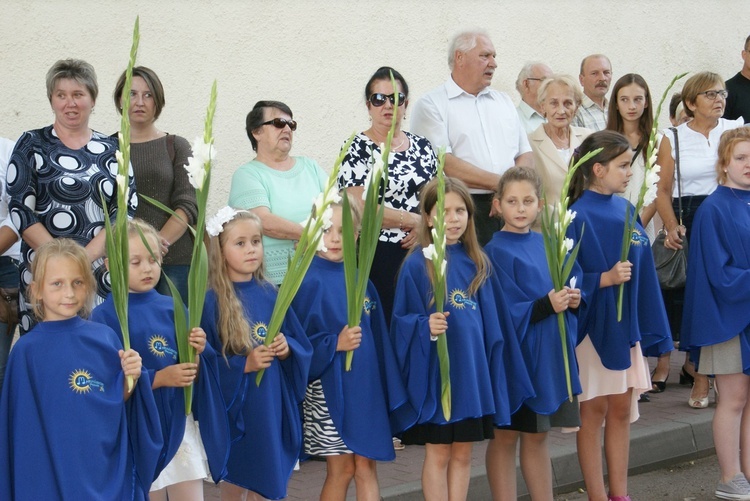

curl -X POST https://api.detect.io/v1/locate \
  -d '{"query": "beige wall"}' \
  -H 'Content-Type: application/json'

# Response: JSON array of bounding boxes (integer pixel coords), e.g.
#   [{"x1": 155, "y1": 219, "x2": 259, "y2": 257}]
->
[{"x1": 1, "y1": 0, "x2": 748, "y2": 212}]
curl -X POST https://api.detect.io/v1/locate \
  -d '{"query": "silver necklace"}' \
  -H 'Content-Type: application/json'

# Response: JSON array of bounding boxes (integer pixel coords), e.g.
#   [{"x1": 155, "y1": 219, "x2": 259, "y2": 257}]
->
[{"x1": 728, "y1": 187, "x2": 750, "y2": 206}]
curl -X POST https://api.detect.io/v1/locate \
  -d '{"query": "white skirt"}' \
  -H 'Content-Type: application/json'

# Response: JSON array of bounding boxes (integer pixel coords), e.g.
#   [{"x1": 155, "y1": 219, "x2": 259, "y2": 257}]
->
[
  {"x1": 151, "y1": 413, "x2": 210, "y2": 491},
  {"x1": 576, "y1": 335, "x2": 651, "y2": 423}
]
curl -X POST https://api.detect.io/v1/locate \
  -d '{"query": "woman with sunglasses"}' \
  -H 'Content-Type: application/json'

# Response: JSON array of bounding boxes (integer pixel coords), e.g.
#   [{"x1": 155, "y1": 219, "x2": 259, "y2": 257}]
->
[
  {"x1": 229, "y1": 100, "x2": 328, "y2": 284},
  {"x1": 338, "y1": 66, "x2": 437, "y2": 327},
  {"x1": 655, "y1": 72, "x2": 744, "y2": 409}
]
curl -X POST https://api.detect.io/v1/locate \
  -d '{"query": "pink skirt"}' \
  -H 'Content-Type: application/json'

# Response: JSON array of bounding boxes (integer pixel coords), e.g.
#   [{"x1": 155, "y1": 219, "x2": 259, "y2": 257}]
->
[{"x1": 576, "y1": 335, "x2": 650, "y2": 423}]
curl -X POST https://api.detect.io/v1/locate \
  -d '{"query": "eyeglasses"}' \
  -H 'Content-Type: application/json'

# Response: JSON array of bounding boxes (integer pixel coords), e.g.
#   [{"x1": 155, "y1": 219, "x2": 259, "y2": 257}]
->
[
  {"x1": 260, "y1": 118, "x2": 297, "y2": 131},
  {"x1": 368, "y1": 93, "x2": 406, "y2": 107},
  {"x1": 697, "y1": 89, "x2": 729, "y2": 101}
]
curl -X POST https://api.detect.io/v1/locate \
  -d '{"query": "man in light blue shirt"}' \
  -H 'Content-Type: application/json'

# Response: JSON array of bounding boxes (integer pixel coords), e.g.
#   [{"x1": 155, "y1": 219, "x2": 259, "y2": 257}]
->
[{"x1": 515, "y1": 62, "x2": 553, "y2": 134}]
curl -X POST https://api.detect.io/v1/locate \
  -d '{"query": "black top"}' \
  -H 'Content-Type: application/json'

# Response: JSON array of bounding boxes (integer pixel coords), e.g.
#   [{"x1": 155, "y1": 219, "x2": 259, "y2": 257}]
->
[{"x1": 724, "y1": 72, "x2": 750, "y2": 123}]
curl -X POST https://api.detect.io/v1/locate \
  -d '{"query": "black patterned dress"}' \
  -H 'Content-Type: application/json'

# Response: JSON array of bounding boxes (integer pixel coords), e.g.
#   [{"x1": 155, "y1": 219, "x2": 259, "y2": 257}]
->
[
  {"x1": 7, "y1": 126, "x2": 137, "y2": 332},
  {"x1": 338, "y1": 131, "x2": 437, "y2": 325}
]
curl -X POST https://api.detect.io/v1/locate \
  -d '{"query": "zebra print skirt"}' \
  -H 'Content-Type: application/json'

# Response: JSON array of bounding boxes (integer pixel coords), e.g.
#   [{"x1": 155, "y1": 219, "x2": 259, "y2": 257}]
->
[{"x1": 303, "y1": 379, "x2": 352, "y2": 456}]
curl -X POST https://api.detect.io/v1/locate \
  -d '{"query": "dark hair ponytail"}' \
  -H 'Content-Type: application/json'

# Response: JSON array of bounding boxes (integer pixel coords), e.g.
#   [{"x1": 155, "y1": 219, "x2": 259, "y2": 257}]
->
[{"x1": 567, "y1": 130, "x2": 630, "y2": 204}]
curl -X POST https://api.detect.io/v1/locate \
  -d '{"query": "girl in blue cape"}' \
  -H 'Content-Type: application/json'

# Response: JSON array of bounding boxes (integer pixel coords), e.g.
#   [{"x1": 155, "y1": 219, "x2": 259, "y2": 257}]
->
[
  {"x1": 484, "y1": 166, "x2": 583, "y2": 501},
  {"x1": 566, "y1": 131, "x2": 671, "y2": 501},
  {"x1": 391, "y1": 177, "x2": 533, "y2": 501},
  {"x1": 0, "y1": 238, "x2": 161, "y2": 500},
  {"x1": 201, "y1": 208, "x2": 312, "y2": 500},
  {"x1": 292, "y1": 195, "x2": 414, "y2": 500},
  {"x1": 91, "y1": 219, "x2": 229, "y2": 500},
  {"x1": 681, "y1": 127, "x2": 750, "y2": 500}
]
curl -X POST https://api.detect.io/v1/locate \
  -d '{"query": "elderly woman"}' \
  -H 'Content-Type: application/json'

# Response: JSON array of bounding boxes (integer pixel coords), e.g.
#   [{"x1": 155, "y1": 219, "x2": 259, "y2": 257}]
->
[
  {"x1": 528, "y1": 75, "x2": 593, "y2": 205},
  {"x1": 338, "y1": 66, "x2": 437, "y2": 326},
  {"x1": 228, "y1": 101, "x2": 327, "y2": 285},
  {"x1": 113, "y1": 66, "x2": 196, "y2": 300},
  {"x1": 8, "y1": 59, "x2": 136, "y2": 332},
  {"x1": 655, "y1": 71, "x2": 744, "y2": 409}
]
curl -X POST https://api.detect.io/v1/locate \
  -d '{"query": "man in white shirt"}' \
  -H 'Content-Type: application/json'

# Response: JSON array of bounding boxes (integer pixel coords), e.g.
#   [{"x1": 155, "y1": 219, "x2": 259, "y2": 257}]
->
[
  {"x1": 572, "y1": 54, "x2": 612, "y2": 131},
  {"x1": 411, "y1": 29, "x2": 533, "y2": 244},
  {"x1": 515, "y1": 62, "x2": 553, "y2": 134}
]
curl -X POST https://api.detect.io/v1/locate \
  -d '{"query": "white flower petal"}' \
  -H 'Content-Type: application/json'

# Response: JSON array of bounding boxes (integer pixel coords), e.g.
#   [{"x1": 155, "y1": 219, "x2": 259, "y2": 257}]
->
[
  {"x1": 207, "y1": 206, "x2": 242, "y2": 237},
  {"x1": 422, "y1": 244, "x2": 437, "y2": 261},
  {"x1": 569, "y1": 276, "x2": 577, "y2": 289},
  {"x1": 563, "y1": 237, "x2": 574, "y2": 252}
]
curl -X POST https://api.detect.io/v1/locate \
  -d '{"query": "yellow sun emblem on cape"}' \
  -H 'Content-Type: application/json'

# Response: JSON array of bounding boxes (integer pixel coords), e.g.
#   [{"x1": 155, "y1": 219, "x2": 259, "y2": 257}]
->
[
  {"x1": 69, "y1": 369, "x2": 93, "y2": 394},
  {"x1": 448, "y1": 288, "x2": 477, "y2": 310},
  {"x1": 251, "y1": 322, "x2": 269, "y2": 345},
  {"x1": 149, "y1": 335, "x2": 169, "y2": 357},
  {"x1": 449, "y1": 289, "x2": 467, "y2": 309}
]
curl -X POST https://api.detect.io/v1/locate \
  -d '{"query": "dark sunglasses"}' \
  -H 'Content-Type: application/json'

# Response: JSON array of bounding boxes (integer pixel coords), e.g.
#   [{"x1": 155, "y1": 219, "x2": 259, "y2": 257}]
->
[
  {"x1": 261, "y1": 118, "x2": 297, "y2": 131},
  {"x1": 368, "y1": 93, "x2": 406, "y2": 107}
]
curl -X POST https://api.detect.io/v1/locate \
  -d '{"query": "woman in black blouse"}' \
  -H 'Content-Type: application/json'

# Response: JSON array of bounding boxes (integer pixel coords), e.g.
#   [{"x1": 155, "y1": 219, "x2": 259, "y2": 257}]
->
[{"x1": 338, "y1": 66, "x2": 437, "y2": 326}]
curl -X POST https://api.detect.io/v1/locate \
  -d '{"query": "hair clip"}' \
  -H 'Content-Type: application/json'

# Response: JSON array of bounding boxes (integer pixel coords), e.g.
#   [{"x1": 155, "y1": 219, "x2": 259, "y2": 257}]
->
[{"x1": 206, "y1": 206, "x2": 248, "y2": 237}]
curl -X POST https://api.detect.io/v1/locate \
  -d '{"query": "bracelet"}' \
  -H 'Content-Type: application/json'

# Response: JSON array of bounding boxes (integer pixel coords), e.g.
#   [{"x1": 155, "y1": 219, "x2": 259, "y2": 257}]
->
[
  {"x1": 430, "y1": 334, "x2": 438, "y2": 342},
  {"x1": 399, "y1": 211, "x2": 404, "y2": 230}
]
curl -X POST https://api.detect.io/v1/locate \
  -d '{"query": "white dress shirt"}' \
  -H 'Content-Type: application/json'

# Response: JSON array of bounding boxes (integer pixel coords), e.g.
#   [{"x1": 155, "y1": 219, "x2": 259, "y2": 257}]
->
[{"x1": 411, "y1": 76, "x2": 531, "y2": 194}]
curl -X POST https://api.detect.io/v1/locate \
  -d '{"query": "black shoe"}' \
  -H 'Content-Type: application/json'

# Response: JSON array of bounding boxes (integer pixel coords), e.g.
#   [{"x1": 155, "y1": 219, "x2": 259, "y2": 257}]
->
[
  {"x1": 679, "y1": 366, "x2": 695, "y2": 386},
  {"x1": 638, "y1": 393, "x2": 650, "y2": 403}
]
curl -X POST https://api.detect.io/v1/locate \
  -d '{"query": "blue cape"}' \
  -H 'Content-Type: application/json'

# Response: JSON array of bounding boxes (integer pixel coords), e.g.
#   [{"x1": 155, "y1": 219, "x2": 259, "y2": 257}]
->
[
  {"x1": 682, "y1": 186, "x2": 750, "y2": 373},
  {"x1": 292, "y1": 256, "x2": 416, "y2": 460},
  {"x1": 202, "y1": 279, "x2": 312, "y2": 500},
  {"x1": 0, "y1": 317, "x2": 162, "y2": 500},
  {"x1": 485, "y1": 231, "x2": 583, "y2": 414},
  {"x1": 92, "y1": 289, "x2": 230, "y2": 483},
  {"x1": 568, "y1": 190, "x2": 672, "y2": 369},
  {"x1": 391, "y1": 243, "x2": 533, "y2": 427}
]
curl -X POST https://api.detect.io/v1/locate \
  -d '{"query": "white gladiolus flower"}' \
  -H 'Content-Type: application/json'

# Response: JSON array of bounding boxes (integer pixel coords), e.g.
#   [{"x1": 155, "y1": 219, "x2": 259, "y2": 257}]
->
[
  {"x1": 422, "y1": 244, "x2": 437, "y2": 261},
  {"x1": 191, "y1": 136, "x2": 215, "y2": 164},
  {"x1": 184, "y1": 156, "x2": 206, "y2": 190},
  {"x1": 116, "y1": 173, "x2": 128, "y2": 196},
  {"x1": 321, "y1": 206, "x2": 334, "y2": 230},
  {"x1": 563, "y1": 237, "x2": 574, "y2": 252},
  {"x1": 316, "y1": 239, "x2": 328, "y2": 253},
  {"x1": 643, "y1": 165, "x2": 661, "y2": 207},
  {"x1": 569, "y1": 276, "x2": 577, "y2": 289},
  {"x1": 184, "y1": 138, "x2": 215, "y2": 190},
  {"x1": 115, "y1": 150, "x2": 125, "y2": 167},
  {"x1": 440, "y1": 259, "x2": 447, "y2": 276},
  {"x1": 563, "y1": 210, "x2": 576, "y2": 226}
]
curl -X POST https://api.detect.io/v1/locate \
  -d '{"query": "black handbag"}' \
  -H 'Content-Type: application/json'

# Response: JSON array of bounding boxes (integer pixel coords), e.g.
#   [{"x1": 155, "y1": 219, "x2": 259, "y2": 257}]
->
[{"x1": 653, "y1": 127, "x2": 688, "y2": 290}]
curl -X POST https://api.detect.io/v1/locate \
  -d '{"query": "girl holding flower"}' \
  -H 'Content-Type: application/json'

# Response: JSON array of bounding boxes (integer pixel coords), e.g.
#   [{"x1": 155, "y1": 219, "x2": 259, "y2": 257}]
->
[
  {"x1": 201, "y1": 208, "x2": 312, "y2": 501},
  {"x1": 91, "y1": 219, "x2": 228, "y2": 500},
  {"x1": 292, "y1": 195, "x2": 413, "y2": 500},
  {"x1": 0, "y1": 239, "x2": 160, "y2": 500},
  {"x1": 390, "y1": 177, "x2": 532, "y2": 501},
  {"x1": 484, "y1": 166, "x2": 582, "y2": 501},
  {"x1": 566, "y1": 131, "x2": 671, "y2": 501}
]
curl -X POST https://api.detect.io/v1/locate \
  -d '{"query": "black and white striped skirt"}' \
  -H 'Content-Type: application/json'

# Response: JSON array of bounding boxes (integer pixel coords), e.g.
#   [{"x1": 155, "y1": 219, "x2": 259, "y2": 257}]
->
[{"x1": 303, "y1": 379, "x2": 352, "y2": 456}]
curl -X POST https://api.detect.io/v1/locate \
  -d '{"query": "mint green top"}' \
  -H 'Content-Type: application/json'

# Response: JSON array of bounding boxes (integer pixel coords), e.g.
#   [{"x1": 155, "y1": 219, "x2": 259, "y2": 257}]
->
[{"x1": 228, "y1": 156, "x2": 328, "y2": 284}]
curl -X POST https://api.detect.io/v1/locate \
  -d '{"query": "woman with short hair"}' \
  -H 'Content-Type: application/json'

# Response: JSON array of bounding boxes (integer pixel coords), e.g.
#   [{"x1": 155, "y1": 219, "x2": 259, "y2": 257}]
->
[{"x1": 8, "y1": 58, "x2": 136, "y2": 333}]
